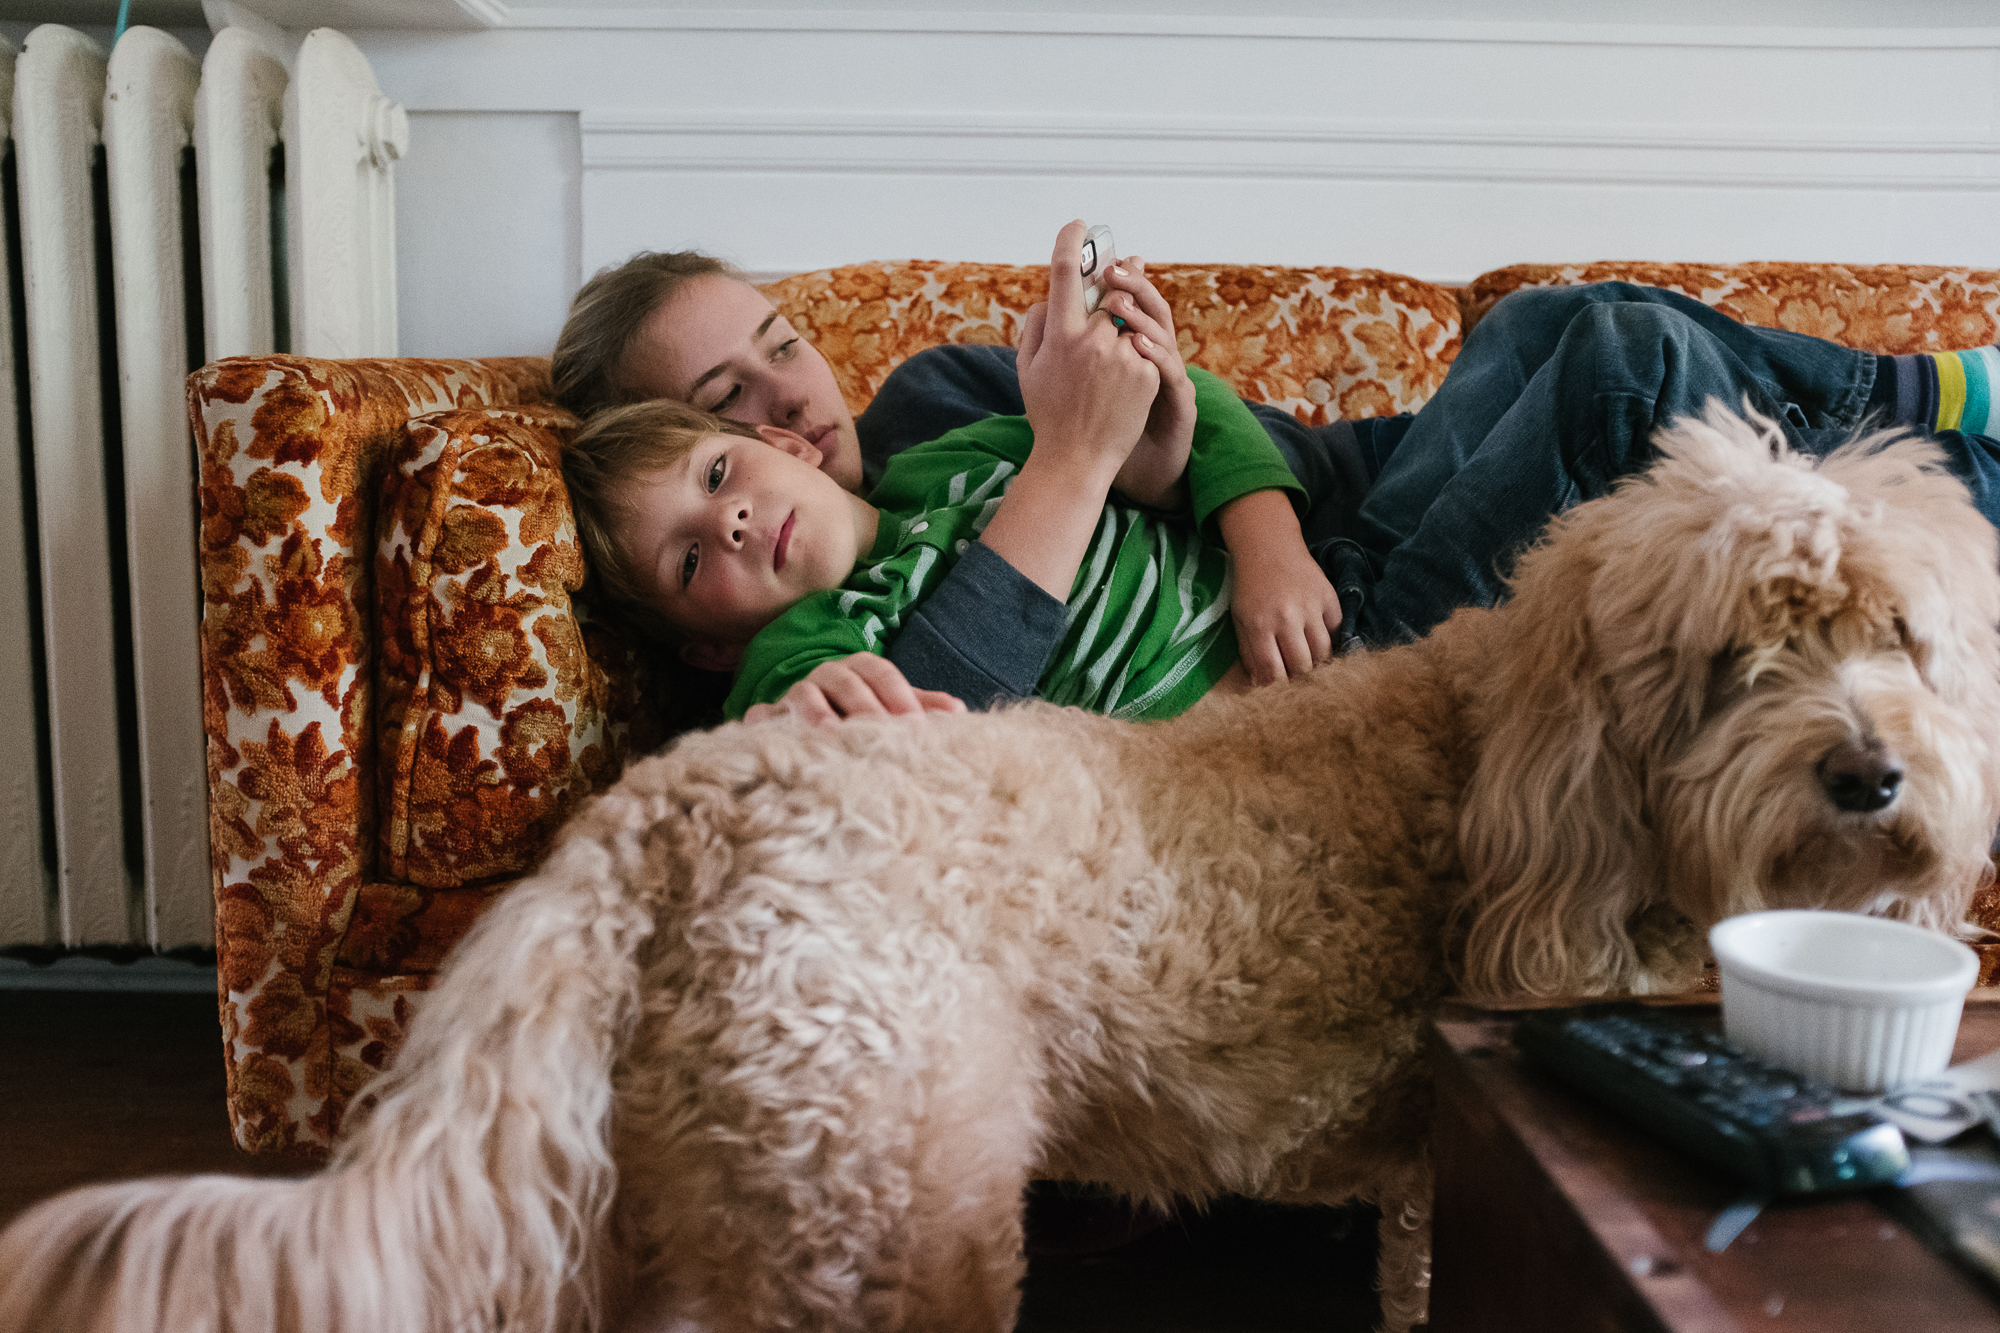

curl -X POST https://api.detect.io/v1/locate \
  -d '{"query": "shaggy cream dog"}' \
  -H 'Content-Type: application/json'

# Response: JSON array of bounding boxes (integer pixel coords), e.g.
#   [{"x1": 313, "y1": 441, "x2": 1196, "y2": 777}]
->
[{"x1": 5, "y1": 405, "x2": 2000, "y2": 1333}]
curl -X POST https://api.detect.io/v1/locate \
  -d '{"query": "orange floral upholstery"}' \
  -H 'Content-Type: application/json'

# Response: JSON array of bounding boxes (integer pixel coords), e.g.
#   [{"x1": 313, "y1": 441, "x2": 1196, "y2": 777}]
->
[
  {"x1": 760, "y1": 261, "x2": 1462, "y2": 426},
  {"x1": 197, "y1": 261, "x2": 2000, "y2": 1156},
  {"x1": 195, "y1": 355, "x2": 556, "y2": 1154},
  {"x1": 1464, "y1": 262, "x2": 2000, "y2": 354},
  {"x1": 373, "y1": 402, "x2": 661, "y2": 892}
]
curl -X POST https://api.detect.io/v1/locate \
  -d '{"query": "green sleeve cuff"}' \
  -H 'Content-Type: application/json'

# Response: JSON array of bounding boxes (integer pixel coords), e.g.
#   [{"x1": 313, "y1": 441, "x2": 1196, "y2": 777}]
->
[{"x1": 1184, "y1": 367, "x2": 1306, "y2": 536}]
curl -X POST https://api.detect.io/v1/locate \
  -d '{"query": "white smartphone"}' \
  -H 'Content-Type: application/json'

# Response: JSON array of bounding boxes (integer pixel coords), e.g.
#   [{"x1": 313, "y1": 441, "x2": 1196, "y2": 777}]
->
[{"x1": 1079, "y1": 224, "x2": 1116, "y2": 315}]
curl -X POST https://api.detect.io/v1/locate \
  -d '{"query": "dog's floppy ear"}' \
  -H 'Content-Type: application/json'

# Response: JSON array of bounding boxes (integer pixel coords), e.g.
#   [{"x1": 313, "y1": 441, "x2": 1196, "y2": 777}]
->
[{"x1": 1453, "y1": 485, "x2": 1663, "y2": 1000}]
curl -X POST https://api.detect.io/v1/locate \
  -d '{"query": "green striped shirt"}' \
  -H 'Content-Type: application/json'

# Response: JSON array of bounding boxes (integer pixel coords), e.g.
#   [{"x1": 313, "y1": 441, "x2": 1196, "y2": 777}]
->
[{"x1": 725, "y1": 367, "x2": 1302, "y2": 721}]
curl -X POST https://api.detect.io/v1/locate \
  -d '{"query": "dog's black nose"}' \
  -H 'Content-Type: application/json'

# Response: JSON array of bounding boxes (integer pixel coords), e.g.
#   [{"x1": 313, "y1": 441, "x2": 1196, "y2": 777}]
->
[{"x1": 1818, "y1": 739, "x2": 1903, "y2": 813}]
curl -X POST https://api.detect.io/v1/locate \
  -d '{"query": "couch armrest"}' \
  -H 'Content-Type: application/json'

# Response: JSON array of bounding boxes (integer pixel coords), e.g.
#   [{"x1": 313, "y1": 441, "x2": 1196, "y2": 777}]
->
[{"x1": 189, "y1": 353, "x2": 552, "y2": 1156}]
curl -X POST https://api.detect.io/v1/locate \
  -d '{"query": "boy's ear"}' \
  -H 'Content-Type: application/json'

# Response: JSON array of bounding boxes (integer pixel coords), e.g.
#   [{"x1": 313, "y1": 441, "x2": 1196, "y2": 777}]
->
[
  {"x1": 678, "y1": 639, "x2": 745, "y2": 673},
  {"x1": 753, "y1": 424, "x2": 823, "y2": 467}
]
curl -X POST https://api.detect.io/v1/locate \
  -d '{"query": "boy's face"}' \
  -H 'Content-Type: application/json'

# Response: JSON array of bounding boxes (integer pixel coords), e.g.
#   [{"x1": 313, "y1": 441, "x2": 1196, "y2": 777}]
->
[
  {"x1": 621, "y1": 275, "x2": 865, "y2": 493},
  {"x1": 616, "y1": 426, "x2": 876, "y2": 669}
]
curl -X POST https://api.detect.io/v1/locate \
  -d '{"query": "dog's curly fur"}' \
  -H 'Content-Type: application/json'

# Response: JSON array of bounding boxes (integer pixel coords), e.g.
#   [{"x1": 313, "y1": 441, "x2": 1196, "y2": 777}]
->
[{"x1": 6, "y1": 406, "x2": 2000, "y2": 1333}]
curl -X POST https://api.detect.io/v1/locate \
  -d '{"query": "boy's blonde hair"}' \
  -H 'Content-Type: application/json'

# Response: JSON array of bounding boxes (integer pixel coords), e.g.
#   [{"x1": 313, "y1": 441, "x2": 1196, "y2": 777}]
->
[
  {"x1": 562, "y1": 398, "x2": 760, "y2": 642},
  {"x1": 552, "y1": 250, "x2": 734, "y2": 415}
]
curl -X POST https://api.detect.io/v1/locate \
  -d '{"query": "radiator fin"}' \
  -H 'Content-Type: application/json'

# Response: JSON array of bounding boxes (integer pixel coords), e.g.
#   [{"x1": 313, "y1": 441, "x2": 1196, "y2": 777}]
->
[{"x1": 0, "y1": 22, "x2": 402, "y2": 953}]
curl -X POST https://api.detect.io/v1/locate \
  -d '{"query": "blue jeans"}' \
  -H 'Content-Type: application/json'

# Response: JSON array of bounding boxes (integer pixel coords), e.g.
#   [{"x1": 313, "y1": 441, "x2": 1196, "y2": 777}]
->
[{"x1": 1348, "y1": 284, "x2": 2000, "y2": 640}]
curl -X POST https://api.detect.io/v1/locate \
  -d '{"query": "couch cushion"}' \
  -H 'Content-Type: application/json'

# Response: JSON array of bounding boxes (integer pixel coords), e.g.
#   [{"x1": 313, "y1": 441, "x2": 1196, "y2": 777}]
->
[
  {"x1": 195, "y1": 353, "x2": 557, "y2": 1156},
  {"x1": 1464, "y1": 262, "x2": 2000, "y2": 354},
  {"x1": 371, "y1": 402, "x2": 664, "y2": 905},
  {"x1": 761, "y1": 261, "x2": 1461, "y2": 425}
]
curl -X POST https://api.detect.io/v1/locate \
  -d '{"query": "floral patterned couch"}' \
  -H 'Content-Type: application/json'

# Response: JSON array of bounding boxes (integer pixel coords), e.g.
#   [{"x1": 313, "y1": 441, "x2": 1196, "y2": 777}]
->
[{"x1": 193, "y1": 258, "x2": 2000, "y2": 1157}]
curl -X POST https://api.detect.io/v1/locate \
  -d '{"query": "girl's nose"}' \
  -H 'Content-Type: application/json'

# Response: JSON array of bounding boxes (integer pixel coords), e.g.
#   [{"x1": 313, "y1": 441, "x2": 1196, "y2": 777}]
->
[{"x1": 771, "y1": 383, "x2": 806, "y2": 427}]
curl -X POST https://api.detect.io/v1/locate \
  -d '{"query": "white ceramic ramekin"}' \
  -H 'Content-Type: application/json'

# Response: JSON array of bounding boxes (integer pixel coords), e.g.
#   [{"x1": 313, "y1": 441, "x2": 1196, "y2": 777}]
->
[{"x1": 1709, "y1": 909, "x2": 1980, "y2": 1093}]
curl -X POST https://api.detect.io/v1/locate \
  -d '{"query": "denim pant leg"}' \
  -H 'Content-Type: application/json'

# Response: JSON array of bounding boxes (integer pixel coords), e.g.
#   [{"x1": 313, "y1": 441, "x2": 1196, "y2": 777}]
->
[
  {"x1": 1353, "y1": 284, "x2": 1879, "y2": 643},
  {"x1": 1928, "y1": 431, "x2": 2000, "y2": 523},
  {"x1": 856, "y1": 345, "x2": 1024, "y2": 491}
]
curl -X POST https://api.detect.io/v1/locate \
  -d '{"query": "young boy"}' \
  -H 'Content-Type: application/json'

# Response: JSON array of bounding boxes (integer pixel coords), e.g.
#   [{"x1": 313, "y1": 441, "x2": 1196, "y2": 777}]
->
[{"x1": 565, "y1": 357, "x2": 1300, "y2": 723}]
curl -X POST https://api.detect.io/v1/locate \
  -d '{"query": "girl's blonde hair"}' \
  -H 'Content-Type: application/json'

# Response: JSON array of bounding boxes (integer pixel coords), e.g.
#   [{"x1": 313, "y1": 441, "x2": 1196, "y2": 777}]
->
[
  {"x1": 562, "y1": 398, "x2": 760, "y2": 641},
  {"x1": 552, "y1": 250, "x2": 734, "y2": 415}
]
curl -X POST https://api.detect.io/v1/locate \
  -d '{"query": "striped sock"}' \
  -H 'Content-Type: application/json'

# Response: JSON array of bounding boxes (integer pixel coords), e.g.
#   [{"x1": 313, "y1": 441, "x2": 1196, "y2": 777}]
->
[{"x1": 1872, "y1": 348, "x2": 2000, "y2": 438}]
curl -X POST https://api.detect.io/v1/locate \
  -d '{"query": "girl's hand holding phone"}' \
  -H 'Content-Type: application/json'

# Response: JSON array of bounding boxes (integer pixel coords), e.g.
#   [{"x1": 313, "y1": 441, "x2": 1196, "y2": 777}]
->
[
  {"x1": 1016, "y1": 220, "x2": 1159, "y2": 484},
  {"x1": 979, "y1": 221, "x2": 1162, "y2": 605},
  {"x1": 1095, "y1": 254, "x2": 1197, "y2": 508}
]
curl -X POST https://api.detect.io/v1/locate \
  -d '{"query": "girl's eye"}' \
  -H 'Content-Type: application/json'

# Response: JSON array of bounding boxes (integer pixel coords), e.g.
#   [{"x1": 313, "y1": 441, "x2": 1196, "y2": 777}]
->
[
  {"x1": 680, "y1": 545, "x2": 698, "y2": 589},
  {"x1": 705, "y1": 455, "x2": 726, "y2": 492},
  {"x1": 772, "y1": 338, "x2": 798, "y2": 363}
]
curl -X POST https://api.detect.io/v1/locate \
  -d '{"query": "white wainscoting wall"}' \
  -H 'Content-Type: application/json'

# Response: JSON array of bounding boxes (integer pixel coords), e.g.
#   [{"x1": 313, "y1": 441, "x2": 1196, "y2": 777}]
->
[{"x1": 319, "y1": 2, "x2": 2000, "y2": 361}]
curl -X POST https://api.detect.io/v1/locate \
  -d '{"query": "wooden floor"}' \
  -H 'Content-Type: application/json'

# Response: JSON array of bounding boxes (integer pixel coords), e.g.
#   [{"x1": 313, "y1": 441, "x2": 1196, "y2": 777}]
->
[{"x1": 0, "y1": 989, "x2": 1381, "y2": 1331}]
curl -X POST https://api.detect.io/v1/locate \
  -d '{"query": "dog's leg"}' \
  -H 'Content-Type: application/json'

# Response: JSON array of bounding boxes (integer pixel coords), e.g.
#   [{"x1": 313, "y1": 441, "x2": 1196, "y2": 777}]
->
[
  {"x1": 622, "y1": 979, "x2": 1044, "y2": 1333},
  {"x1": 1373, "y1": 1153, "x2": 1433, "y2": 1333},
  {"x1": 891, "y1": 995, "x2": 1044, "y2": 1333},
  {"x1": 0, "y1": 828, "x2": 656, "y2": 1333}
]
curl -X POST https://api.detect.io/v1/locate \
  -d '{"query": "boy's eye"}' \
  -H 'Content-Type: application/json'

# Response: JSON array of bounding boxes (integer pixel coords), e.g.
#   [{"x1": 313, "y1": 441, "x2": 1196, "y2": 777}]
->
[
  {"x1": 680, "y1": 544, "x2": 698, "y2": 589},
  {"x1": 705, "y1": 455, "x2": 726, "y2": 492},
  {"x1": 707, "y1": 384, "x2": 740, "y2": 413}
]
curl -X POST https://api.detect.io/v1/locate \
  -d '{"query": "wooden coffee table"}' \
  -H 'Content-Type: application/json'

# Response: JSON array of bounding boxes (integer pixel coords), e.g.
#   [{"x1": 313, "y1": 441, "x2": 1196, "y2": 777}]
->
[{"x1": 1429, "y1": 999, "x2": 2000, "y2": 1332}]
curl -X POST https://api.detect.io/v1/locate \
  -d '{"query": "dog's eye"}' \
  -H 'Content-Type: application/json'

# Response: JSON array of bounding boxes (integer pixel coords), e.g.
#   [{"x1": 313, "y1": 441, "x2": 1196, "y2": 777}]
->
[
  {"x1": 1893, "y1": 615, "x2": 1935, "y2": 681},
  {"x1": 1704, "y1": 645, "x2": 1750, "y2": 714}
]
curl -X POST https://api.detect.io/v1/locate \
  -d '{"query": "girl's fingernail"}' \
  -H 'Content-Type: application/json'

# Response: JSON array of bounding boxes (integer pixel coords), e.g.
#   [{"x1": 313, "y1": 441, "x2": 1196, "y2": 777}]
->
[
  {"x1": 1111, "y1": 266, "x2": 1127, "y2": 276},
  {"x1": 1136, "y1": 333, "x2": 1153, "y2": 349}
]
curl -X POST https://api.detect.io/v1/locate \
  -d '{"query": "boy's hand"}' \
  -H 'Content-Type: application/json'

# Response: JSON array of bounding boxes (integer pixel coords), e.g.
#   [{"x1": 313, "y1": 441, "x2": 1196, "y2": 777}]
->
[
  {"x1": 1099, "y1": 256, "x2": 1197, "y2": 508},
  {"x1": 1217, "y1": 490, "x2": 1343, "y2": 686},
  {"x1": 1016, "y1": 220, "x2": 1159, "y2": 482},
  {"x1": 743, "y1": 652, "x2": 968, "y2": 726}
]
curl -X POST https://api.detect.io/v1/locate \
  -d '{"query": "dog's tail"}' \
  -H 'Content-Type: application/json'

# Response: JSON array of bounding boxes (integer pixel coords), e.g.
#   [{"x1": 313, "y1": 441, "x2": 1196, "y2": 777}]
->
[{"x1": 0, "y1": 823, "x2": 656, "y2": 1333}]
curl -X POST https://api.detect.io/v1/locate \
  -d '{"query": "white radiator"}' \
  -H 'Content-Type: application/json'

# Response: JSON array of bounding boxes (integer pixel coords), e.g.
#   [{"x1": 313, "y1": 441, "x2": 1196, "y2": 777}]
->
[{"x1": 0, "y1": 22, "x2": 404, "y2": 954}]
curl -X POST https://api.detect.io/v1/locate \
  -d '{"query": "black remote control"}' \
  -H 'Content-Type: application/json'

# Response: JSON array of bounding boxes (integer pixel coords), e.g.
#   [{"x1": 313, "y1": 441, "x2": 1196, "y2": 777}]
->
[{"x1": 1514, "y1": 1003, "x2": 1910, "y2": 1196}]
